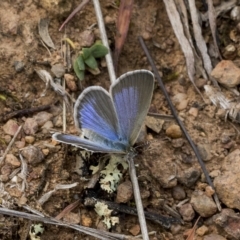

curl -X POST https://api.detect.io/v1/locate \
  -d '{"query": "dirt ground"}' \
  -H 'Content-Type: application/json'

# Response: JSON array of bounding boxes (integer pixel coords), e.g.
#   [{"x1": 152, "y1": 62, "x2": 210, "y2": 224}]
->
[{"x1": 1, "y1": 0, "x2": 240, "y2": 239}]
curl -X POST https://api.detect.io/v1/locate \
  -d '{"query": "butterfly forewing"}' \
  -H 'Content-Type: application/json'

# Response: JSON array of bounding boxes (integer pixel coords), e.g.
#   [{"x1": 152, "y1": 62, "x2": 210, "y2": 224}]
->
[
  {"x1": 74, "y1": 86, "x2": 120, "y2": 142},
  {"x1": 111, "y1": 70, "x2": 154, "y2": 145},
  {"x1": 52, "y1": 133, "x2": 125, "y2": 153}
]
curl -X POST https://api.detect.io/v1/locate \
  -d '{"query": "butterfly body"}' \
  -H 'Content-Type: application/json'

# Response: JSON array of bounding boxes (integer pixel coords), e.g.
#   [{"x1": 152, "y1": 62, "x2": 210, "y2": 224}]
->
[{"x1": 53, "y1": 70, "x2": 154, "y2": 153}]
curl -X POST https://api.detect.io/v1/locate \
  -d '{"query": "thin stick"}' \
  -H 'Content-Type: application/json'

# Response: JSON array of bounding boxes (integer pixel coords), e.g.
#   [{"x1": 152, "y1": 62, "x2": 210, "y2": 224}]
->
[
  {"x1": 128, "y1": 156, "x2": 149, "y2": 240},
  {"x1": 0, "y1": 125, "x2": 22, "y2": 165},
  {"x1": 0, "y1": 207, "x2": 125, "y2": 240},
  {"x1": 92, "y1": 0, "x2": 116, "y2": 83},
  {"x1": 139, "y1": 36, "x2": 222, "y2": 211},
  {"x1": 59, "y1": 0, "x2": 90, "y2": 31},
  {"x1": 62, "y1": 77, "x2": 67, "y2": 132}
]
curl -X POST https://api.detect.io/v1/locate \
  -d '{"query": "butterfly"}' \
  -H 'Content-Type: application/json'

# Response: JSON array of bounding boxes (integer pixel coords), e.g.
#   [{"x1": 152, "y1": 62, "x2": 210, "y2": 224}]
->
[{"x1": 52, "y1": 70, "x2": 154, "y2": 153}]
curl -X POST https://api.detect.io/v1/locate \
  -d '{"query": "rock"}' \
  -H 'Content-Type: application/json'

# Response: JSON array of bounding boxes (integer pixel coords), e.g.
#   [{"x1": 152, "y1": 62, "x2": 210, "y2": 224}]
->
[
  {"x1": 64, "y1": 73, "x2": 77, "y2": 91},
  {"x1": 25, "y1": 136, "x2": 35, "y2": 144},
  {"x1": 41, "y1": 120, "x2": 53, "y2": 130},
  {"x1": 39, "y1": 0, "x2": 72, "y2": 16},
  {"x1": 209, "y1": 170, "x2": 221, "y2": 178},
  {"x1": 21, "y1": 146, "x2": 44, "y2": 166},
  {"x1": 177, "y1": 167, "x2": 200, "y2": 187},
  {"x1": 170, "y1": 224, "x2": 182, "y2": 235},
  {"x1": 81, "y1": 214, "x2": 92, "y2": 227},
  {"x1": 1, "y1": 165, "x2": 12, "y2": 175},
  {"x1": 3, "y1": 120, "x2": 19, "y2": 136},
  {"x1": 15, "y1": 140, "x2": 25, "y2": 148},
  {"x1": 79, "y1": 30, "x2": 95, "y2": 47},
  {"x1": 53, "y1": 115, "x2": 63, "y2": 127},
  {"x1": 116, "y1": 180, "x2": 133, "y2": 203},
  {"x1": 205, "y1": 186, "x2": 215, "y2": 197},
  {"x1": 222, "y1": 44, "x2": 237, "y2": 59},
  {"x1": 145, "y1": 116, "x2": 164, "y2": 133},
  {"x1": 196, "y1": 225, "x2": 209, "y2": 236},
  {"x1": 5, "y1": 154, "x2": 20, "y2": 168},
  {"x1": 214, "y1": 149, "x2": 240, "y2": 210},
  {"x1": 172, "y1": 139, "x2": 184, "y2": 148},
  {"x1": 7, "y1": 187, "x2": 22, "y2": 198},
  {"x1": 197, "y1": 143, "x2": 212, "y2": 162},
  {"x1": 172, "y1": 186, "x2": 186, "y2": 200},
  {"x1": 195, "y1": 78, "x2": 207, "y2": 88},
  {"x1": 188, "y1": 107, "x2": 198, "y2": 117},
  {"x1": 51, "y1": 63, "x2": 65, "y2": 78},
  {"x1": 190, "y1": 190, "x2": 217, "y2": 217},
  {"x1": 166, "y1": 125, "x2": 182, "y2": 138},
  {"x1": 172, "y1": 93, "x2": 188, "y2": 110},
  {"x1": 203, "y1": 234, "x2": 226, "y2": 240},
  {"x1": 14, "y1": 61, "x2": 25, "y2": 72},
  {"x1": 105, "y1": 15, "x2": 115, "y2": 25},
  {"x1": 33, "y1": 111, "x2": 53, "y2": 126},
  {"x1": 129, "y1": 224, "x2": 140, "y2": 236},
  {"x1": 213, "y1": 208, "x2": 240, "y2": 240},
  {"x1": 178, "y1": 203, "x2": 195, "y2": 221},
  {"x1": 211, "y1": 60, "x2": 240, "y2": 87},
  {"x1": 23, "y1": 118, "x2": 38, "y2": 135}
]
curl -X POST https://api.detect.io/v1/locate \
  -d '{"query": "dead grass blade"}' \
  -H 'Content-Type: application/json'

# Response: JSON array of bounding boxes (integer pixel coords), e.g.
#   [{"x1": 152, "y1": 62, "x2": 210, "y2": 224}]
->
[
  {"x1": 162, "y1": 0, "x2": 203, "y2": 97},
  {"x1": 186, "y1": 216, "x2": 201, "y2": 240},
  {"x1": 113, "y1": 0, "x2": 134, "y2": 73}
]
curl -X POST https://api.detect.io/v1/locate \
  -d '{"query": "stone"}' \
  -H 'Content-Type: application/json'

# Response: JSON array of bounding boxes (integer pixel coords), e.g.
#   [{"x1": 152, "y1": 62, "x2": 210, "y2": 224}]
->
[
  {"x1": 211, "y1": 60, "x2": 240, "y2": 87},
  {"x1": 5, "y1": 154, "x2": 20, "y2": 167},
  {"x1": 129, "y1": 224, "x2": 140, "y2": 236},
  {"x1": 79, "y1": 30, "x2": 95, "y2": 47},
  {"x1": 196, "y1": 225, "x2": 209, "y2": 236},
  {"x1": 33, "y1": 111, "x2": 53, "y2": 126},
  {"x1": 177, "y1": 167, "x2": 200, "y2": 187},
  {"x1": 213, "y1": 208, "x2": 240, "y2": 239},
  {"x1": 64, "y1": 73, "x2": 77, "y2": 91},
  {"x1": 81, "y1": 214, "x2": 92, "y2": 227},
  {"x1": 214, "y1": 149, "x2": 240, "y2": 210},
  {"x1": 145, "y1": 116, "x2": 164, "y2": 133},
  {"x1": 25, "y1": 136, "x2": 35, "y2": 144},
  {"x1": 172, "y1": 186, "x2": 186, "y2": 200},
  {"x1": 197, "y1": 143, "x2": 212, "y2": 162},
  {"x1": 23, "y1": 118, "x2": 38, "y2": 135},
  {"x1": 41, "y1": 120, "x2": 53, "y2": 130},
  {"x1": 63, "y1": 212, "x2": 80, "y2": 224},
  {"x1": 51, "y1": 63, "x2": 65, "y2": 78},
  {"x1": 116, "y1": 180, "x2": 133, "y2": 203},
  {"x1": 190, "y1": 190, "x2": 217, "y2": 217},
  {"x1": 188, "y1": 107, "x2": 198, "y2": 117},
  {"x1": 21, "y1": 146, "x2": 44, "y2": 166},
  {"x1": 3, "y1": 120, "x2": 19, "y2": 136},
  {"x1": 178, "y1": 203, "x2": 195, "y2": 221},
  {"x1": 166, "y1": 124, "x2": 182, "y2": 138},
  {"x1": 203, "y1": 234, "x2": 226, "y2": 240}
]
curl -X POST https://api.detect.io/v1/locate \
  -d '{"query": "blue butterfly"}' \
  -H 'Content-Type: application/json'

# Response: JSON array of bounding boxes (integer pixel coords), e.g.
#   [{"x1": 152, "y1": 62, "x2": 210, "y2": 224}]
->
[{"x1": 52, "y1": 70, "x2": 154, "y2": 153}]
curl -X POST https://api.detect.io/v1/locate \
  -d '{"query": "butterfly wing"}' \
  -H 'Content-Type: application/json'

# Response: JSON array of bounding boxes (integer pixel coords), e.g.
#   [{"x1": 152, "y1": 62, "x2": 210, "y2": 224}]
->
[
  {"x1": 111, "y1": 70, "x2": 154, "y2": 146},
  {"x1": 74, "y1": 86, "x2": 120, "y2": 142},
  {"x1": 52, "y1": 133, "x2": 125, "y2": 153}
]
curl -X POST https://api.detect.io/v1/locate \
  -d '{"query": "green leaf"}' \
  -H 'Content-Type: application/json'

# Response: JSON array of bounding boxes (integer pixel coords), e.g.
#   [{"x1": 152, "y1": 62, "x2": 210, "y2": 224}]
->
[
  {"x1": 90, "y1": 42, "x2": 108, "y2": 58},
  {"x1": 84, "y1": 54, "x2": 98, "y2": 69},
  {"x1": 82, "y1": 48, "x2": 92, "y2": 59},
  {"x1": 77, "y1": 54, "x2": 85, "y2": 70},
  {"x1": 73, "y1": 59, "x2": 85, "y2": 80}
]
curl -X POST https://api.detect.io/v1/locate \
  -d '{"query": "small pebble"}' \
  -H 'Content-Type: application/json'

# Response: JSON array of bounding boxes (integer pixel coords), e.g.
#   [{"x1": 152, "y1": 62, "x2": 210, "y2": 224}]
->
[
  {"x1": 33, "y1": 111, "x2": 53, "y2": 126},
  {"x1": 64, "y1": 73, "x2": 77, "y2": 91},
  {"x1": 51, "y1": 63, "x2": 65, "y2": 78},
  {"x1": 190, "y1": 190, "x2": 217, "y2": 217},
  {"x1": 1, "y1": 165, "x2": 12, "y2": 175},
  {"x1": 21, "y1": 145, "x2": 44, "y2": 166},
  {"x1": 63, "y1": 212, "x2": 80, "y2": 224},
  {"x1": 0, "y1": 174, "x2": 9, "y2": 182},
  {"x1": 172, "y1": 185, "x2": 186, "y2": 200},
  {"x1": 196, "y1": 225, "x2": 209, "y2": 236},
  {"x1": 166, "y1": 124, "x2": 182, "y2": 138},
  {"x1": 209, "y1": 170, "x2": 221, "y2": 178},
  {"x1": 81, "y1": 214, "x2": 92, "y2": 227},
  {"x1": 188, "y1": 107, "x2": 198, "y2": 117},
  {"x1": 116, "y1": 180, "x2": 133, "y2": 203},
  {"x1": 205, "y1": 186, "x2": 215, "y2": 197},
  {"x1": 178, "y1": 203, "x2": 195, "y2": 221},
  {"x1": 105, "y1": 15, "x2": 115, "y2": 24},
  {"x1": 15, "y1": 140, "x2": 25, "y2": 148},
  {"x1": 41, "y1": 120, "x2": 53, "y2": 130},
  {"x1": 3, "y1": 120, "x2": 19, "y2": 136},
  {"x1": 53, "y1": 115, "x2": 63, "y2": 127},
  {"x1": 79, "y1": 30, "x2": 95, "y2": 47},
  {"x1": 177, "y1": 167, "x2": 200, "y2": 187},
  {"x1": 170, "y1": 224, "x2": 181, "y2": 235},
  {"x1": 23, "y1": 118, "x2": 38, "y2": 135},
  {"x1": 7, "y1": 187, "x2": 22, "y2": 198},
  {"x1": 42, "y1": 148, "x2": 49, "y2": 156},
  {"x1": 5, "y1": 154, "x2": 21, "y2": 167},
  {"x1": 145, "y1": 116, "x2": 164, "y2": 133},
  {"x1": 129, "y1": 224, "x2": 140, "y2": 236},
  {"x1": 172, "y1": 138, "x2": 184, "y2": 148},
  {"x1": 14, "y1": 61, "x2": 25, "y2": 72},
  {"x1": 25, "y1": 136, "x2": 35, "y2": 144},
  {"x1": 197, "y1": 143, "x2": 212, "y2": 162},
  {"x1": 203, "y1": 234, "x2": 226, "y2": 240}
]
